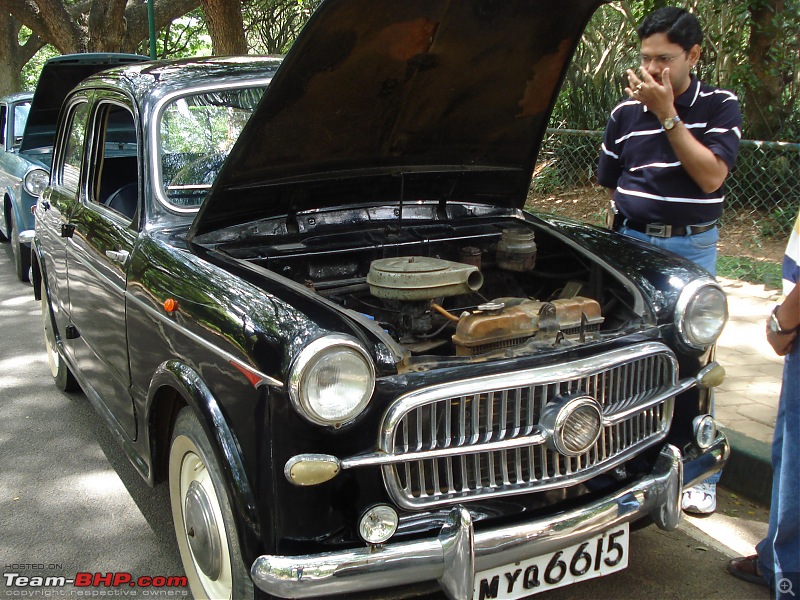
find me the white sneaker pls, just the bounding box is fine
[682,482,717,515]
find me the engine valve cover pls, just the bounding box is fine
[452,297,604,355]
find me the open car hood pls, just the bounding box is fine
[20,53,148,154]
[191,0,606,238]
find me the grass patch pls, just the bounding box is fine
[718,255,783,289]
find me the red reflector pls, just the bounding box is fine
[230,361,263,387]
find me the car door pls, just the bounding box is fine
[64,95,140,439]
[38,96,92,331]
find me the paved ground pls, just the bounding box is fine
[715,278,784,444]
[713,277,784,506]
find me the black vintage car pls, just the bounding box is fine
[34,1,729,599]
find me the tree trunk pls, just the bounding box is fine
[745,0,786,140]
[88,0,128,52]
[0,12,46,95]
[2,0,202,56]
[200,0,247,55]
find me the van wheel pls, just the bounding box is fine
[41,278,78,392]
[169,407,254,600]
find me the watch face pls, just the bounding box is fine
[769,314,779,333]
[664,118,675,130]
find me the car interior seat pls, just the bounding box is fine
[104,182,138,220]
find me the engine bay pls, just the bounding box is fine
[224,216,640,358]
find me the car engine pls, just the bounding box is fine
[227,217,638,359]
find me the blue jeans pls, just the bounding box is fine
[618,224,719,276]
[756,341,800,596]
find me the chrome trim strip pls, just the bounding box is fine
[251,441,724,599]
[125,291,283,388]
[341,429,548,468]
[603,376,694,425]
[383,428,670,510]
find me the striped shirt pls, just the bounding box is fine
[597,76,742,226]
[784,209,800,296]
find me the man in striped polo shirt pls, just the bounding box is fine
[598,6,742,276]
[597,7,742,516]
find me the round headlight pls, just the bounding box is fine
[675,280,728,349]
[289,335,375,427]
[24,168,49,197]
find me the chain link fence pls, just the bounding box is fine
[527,129,800,289]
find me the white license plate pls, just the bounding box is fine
[473,523,629,600]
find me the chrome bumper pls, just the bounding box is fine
[251,436,727,599]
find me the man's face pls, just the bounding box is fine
[639,32,700,95]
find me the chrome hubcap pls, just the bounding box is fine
[184,479,222,580]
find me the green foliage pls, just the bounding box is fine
[717,255,783,289]
[136,9,212,59]
[19,28,59,91]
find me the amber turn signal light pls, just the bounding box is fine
[163,298,179,313]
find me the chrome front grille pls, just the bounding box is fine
[380,342,677,509]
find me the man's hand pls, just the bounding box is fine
[767,326,796,356]
[625,67,677,122]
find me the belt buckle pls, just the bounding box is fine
[645,223,672,238]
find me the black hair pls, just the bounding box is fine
[637,7,703,51]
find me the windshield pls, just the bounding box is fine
[159,86,265,209]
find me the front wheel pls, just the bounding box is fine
[40,278,78,392]
[169,407,254,600]
[11,210,31,282]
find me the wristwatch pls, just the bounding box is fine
[663,115,681,131]
[768,305,795,335]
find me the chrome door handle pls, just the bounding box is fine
[105,249,130,264]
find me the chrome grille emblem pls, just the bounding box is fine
[541,394,603,457]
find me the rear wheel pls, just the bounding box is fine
[40,278,78,392]
[169,407,254,600]
[11,210,31,282]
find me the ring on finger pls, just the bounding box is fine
[636,82,644,90]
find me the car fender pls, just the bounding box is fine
[146,359,262,553]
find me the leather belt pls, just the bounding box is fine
[623,219,717,238]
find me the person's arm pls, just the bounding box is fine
[625,67,730,193]
[766,283,800,356]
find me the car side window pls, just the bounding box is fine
[88,102,139,223]
[0,106,6,146]
[13,103,30,146]
[60,102,91,196]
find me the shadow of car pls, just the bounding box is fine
[33,2,730,599]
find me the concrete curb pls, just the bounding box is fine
[719,426,773,507]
